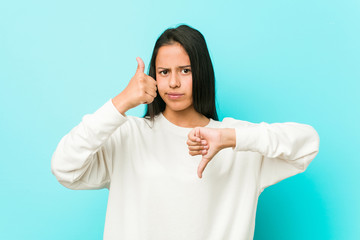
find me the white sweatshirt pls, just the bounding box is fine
[51,100,319,240]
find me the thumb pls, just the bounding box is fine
[136,57,145,73]
[197,157,210,179]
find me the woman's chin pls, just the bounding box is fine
[165,103,194,114]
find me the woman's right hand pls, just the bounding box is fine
[112,57,157,115]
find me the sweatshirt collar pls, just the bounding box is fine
[156,112,215,136]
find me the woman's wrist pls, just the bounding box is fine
[220,128,236,149]
[112,92,132,116]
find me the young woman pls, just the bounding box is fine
[51,24,320,240]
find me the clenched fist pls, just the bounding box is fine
[112,57,157,115]
[187,127,236,178]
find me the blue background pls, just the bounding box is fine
[1,0,359,239]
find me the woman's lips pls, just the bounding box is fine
[167,93,184,100]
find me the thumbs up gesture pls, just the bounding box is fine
[112,57,158,115]
[187,127,236,178]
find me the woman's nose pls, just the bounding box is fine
[169,73,181,88]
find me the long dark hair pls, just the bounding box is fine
[144,24,218,120]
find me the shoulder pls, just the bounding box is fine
[122,115,156,130]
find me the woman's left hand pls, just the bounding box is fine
[187,127,236,178]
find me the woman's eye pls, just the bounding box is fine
[160,70,168,75]
[182,69,191,74]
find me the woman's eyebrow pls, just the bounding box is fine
[157,65,191,69]
[179,65,191,68]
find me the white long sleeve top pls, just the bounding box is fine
[51,100,319,240]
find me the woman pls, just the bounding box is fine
[51,24,319,240]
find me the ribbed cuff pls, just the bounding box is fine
[233,124,262,152]
[86,99,128,130]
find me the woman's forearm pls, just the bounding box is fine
[220,128,236,149]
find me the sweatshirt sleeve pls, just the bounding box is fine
[51,99,128,190]
[222,118,320,191]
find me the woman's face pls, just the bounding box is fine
[155,42,194,114]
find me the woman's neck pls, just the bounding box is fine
[162,107,210,128]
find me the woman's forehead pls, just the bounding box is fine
[156,43,190,67]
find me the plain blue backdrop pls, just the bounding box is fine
[1,0,359,239]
